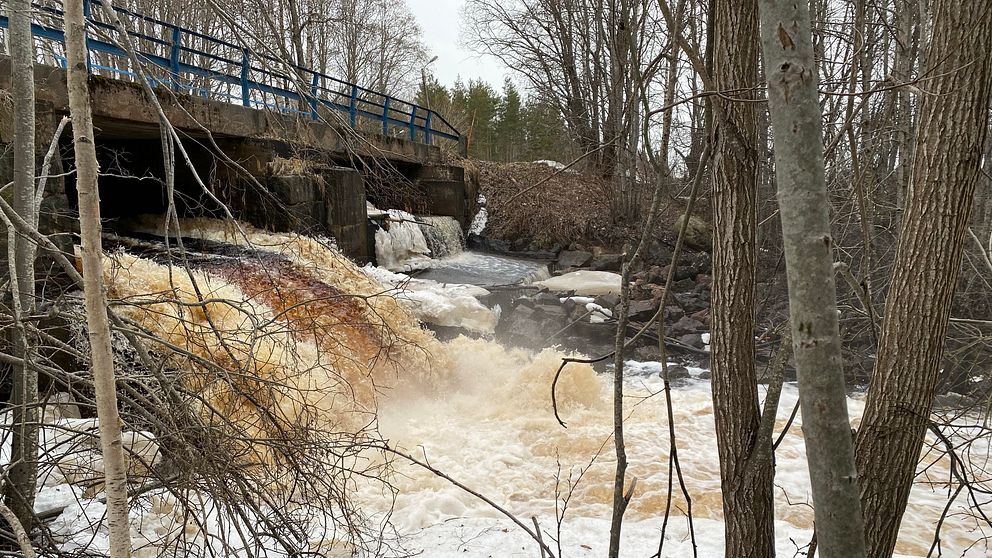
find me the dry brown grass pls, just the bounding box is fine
[478,161,684,250]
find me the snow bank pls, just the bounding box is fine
[535,270,622,295]
[364,265,500,333]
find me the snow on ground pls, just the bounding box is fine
[536,270,622,295]
[364,264,500,333]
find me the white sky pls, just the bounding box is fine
[406,0,511,88]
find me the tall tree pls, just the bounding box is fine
[65,0,133,555]
[854,2,992,557]
[756,1,866,556]
[3,0,40,532]
[495,78,523,162]
[708,0,775,556]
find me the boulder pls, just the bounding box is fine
[673,278,696,292]
[533,292,562,306]
[690,308,711,325]
[590,253,623,272]
[628,299,658,321]
[674,213,713,251]
[671,316,705,335]
[595,293,621,308]
[668,365,691,379]
[664,305,685,321]
[678,334,705,349]
[558,250,594,268]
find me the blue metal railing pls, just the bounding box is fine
[0,0,461,145]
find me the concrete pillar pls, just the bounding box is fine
[415,164,476,229]
[321,167,368,263]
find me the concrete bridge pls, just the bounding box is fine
[0,0,475,262]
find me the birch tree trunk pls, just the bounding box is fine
[756,1,866,556]
[709,0,774,555]
[854,2,992,557]
[64,1,133,555]
[4,0,40,531]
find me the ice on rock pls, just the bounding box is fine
[373,209,433,271]
[34,484,83,515]
[469,206,488,235]
[585,302,613,323]
[364,265,500,333]
[535,270,622,296]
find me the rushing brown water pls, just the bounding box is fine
[97,218,988,557]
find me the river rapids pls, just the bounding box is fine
[33,217,990,557]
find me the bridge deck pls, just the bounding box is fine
[1,56,444,165]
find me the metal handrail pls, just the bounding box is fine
[0,0,461,144]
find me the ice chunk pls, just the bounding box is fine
[535,270,622,296]
[469,206,488,235]
[374,209,432,271]
[364,265,499,333]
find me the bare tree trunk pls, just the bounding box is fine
[65,1,133,556]
[4,0,40,532]
[709,1,774,556]
[854,2,992,557]
[756,1,867,557]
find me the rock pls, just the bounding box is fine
[675,292,709,313]
[698,370,712,380]
[674,213,713,251]
[590,253,623,272]
[668,365,691,379]
[561,297,580,316]
[628,299,658,321]
[644,265,667,284]
[558,250,594,268]
[690,309,711,325]
[644,239,673,265]
[695,273,712,285]
[678,334,705,349]
[533,292,562,306]
[672,316,705,335]
[664,305,684,321]
[497,305,545,345]
[673,278,696,292]
[595,293,621,308]
[634,345,663,361]
[674,266,697,281]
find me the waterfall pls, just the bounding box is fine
[418,215,465,258]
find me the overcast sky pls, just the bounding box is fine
[406,0,511,88]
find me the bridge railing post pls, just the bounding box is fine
[309,73,319,119]
[240,49,250,107]
[408,105,417,142]
[424,111,432,145]
[348,84,358,128]
[382,97,391,136]
[169,26,181,92]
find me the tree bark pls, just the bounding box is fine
[709,1,774,556]
[64,1,133,556]
[756,1,867,557]
[854,2,992,557]
[4,0,40,532]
